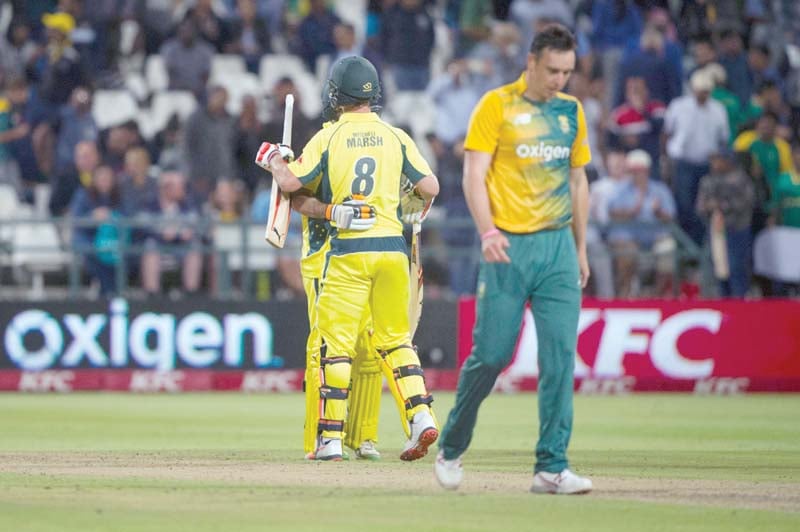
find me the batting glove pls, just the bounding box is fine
[400,189,433,224]
[255,141,294,171]
[327,197,377,231]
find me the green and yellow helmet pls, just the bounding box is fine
[325,55,381,111]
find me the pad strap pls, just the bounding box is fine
[405,393,433,410]
[321,356,351,366]
[394,365,425,379]
[379,344,416,358]
[319,385,349,400]
[318,419,344,432]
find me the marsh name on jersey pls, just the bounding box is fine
[346,131,384,148]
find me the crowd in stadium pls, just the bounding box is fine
[0,0,798,300]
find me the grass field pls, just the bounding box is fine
[1,392,799,531]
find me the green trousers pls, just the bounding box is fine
[440,226,581,473]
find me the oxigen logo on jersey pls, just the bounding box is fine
[515,142,571,161]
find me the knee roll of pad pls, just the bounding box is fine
[318,356,352,438]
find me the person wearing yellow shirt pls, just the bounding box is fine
[434,24,592,495]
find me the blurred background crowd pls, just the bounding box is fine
[0,0,798,301]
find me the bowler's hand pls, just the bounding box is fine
[578,247,590,288]
[481,232,510,263]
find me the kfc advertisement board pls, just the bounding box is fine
[458,298,800,393]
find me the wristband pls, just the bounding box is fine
[480,228,501,241]
[325,204,334,220]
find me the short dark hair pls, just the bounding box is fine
[529,23,576,56]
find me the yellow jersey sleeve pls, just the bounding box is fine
[570,101,592,168]
[394,127,433,184]
[733,130,756,152]
[288,129,328,189]
[777,138,795,174]
[464,91,503,154]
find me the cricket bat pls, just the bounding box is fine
[264,94,294,248]
[408,222,423,339]
[710,225,730,280]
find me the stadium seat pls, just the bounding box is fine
[258,54,322,117]
[0,184,20,254]
[385,91,435,139]
[146,91,198,135]
[213,223,277,273]
[10,216,71,299]
[145,54,169,93]
[212,71,262,116]
[210,54,248,84]
[92,90,139,130]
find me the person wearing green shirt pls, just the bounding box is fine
[771,145,800,228]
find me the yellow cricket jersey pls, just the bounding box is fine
[298,121,334,279]
[464,74,591,233]
[289,112,432,255]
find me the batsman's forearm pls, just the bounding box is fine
[270,159,302,193]
[291,193,328,219]
[570,166,589,251]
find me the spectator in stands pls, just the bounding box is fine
[608,149,677,298]
[31,12,86,112]
[182,84,236,203]
[151,113,184,171]
[50,139,100,216]
[159,17,214,100]
[688,35,718,77]
[744,80,793,139]
[330,22,383,79]
[509,0,574,67]
[615,25,681,107]
[607,76,665,178]
[747,43,782,96]
[427,57,489,204]
[207,178,247,222]
[186,0,230,52]
[718,29,751,107]
[702,63,744,144]
[54,86,98,170]
[225,0,271,73]
[664,69,729,245]
[467,21,524,88]
[695,148,755,297]
[119,146,158,216]
[733,111,795,232]
[678,0,715,46]
[590,0,643,108]
[454,0,492,57]
[0,77,28,196]
[102,121,144,177]
[261,78,317,155]
[2,75,52,197]
[587,149,630,298]
[294,0,340,71]
[569,68,607,179]
[380,0,435,91]
[771,144,800,229]
[70,164,124,296]
[140,170,204,296]
[0,18,38,78]
[234,94,264,194]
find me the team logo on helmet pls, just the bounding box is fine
[362,82,373,91]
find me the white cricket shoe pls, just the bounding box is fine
[400,410,438,461]
[305,438,343,461]
[355,440,381,461]
[531,469,592,494]
[434,450,463,490]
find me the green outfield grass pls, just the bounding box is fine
[1,393,798,531]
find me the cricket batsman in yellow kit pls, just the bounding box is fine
[257,56,440,462]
